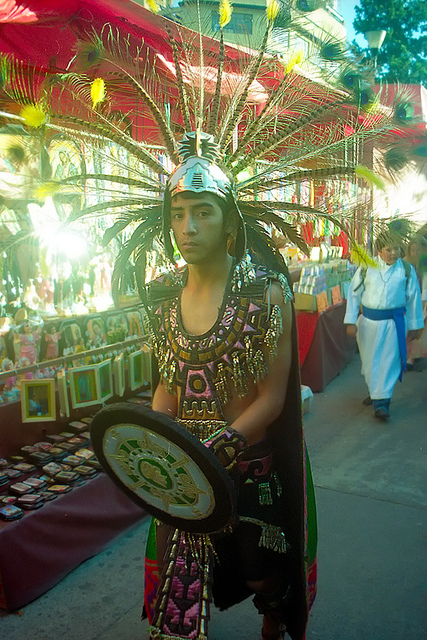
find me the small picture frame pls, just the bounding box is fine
[21,379,56,423]
[113,353,125,397]
[98,359,113,402]
[69,364,100,409]
[57,369,70,418]
[128,346,151,391]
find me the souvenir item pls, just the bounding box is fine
[47,447,66,460]
[16,494,44,510]
[3,468,21,479]
[61,455,83,467]
[28,451,54,466]
[0,495,17,505]
[0,473,8,486]
[47,484,72,494]
[54,471,80,484]
[68,421,87,433]
[12,462,36,473]
[33,442,53,452]
[46,434,66,444]
[20,445,38,456]
[0,505,24,521]
[85,459,102,470]
[74,448,94,461]
[75,465,97,478]
[42,462,64,477]
[23,477,47,490]
[39,490,58,501]
[56,442,76,452]
[10,482,34,496]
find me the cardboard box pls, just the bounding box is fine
[294,292,317,312]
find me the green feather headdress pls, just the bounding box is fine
[0,1,421,302]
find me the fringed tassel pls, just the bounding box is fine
[258,482,273,506]
[265,305,283,360]
[259,524,288,554]
[273,471,283,497]
[277,273,293,303]
[231,255,256,292]
[215,362,230,405]
[232,351,248,398]
[240,517,289,554]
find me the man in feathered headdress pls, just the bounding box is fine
[143,132,317,640]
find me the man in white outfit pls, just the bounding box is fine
[344,233,423,421]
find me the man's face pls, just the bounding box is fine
[170,192,229,264]
[379,245,401,265]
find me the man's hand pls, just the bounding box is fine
[205,427,247,472]
[346,324,357,338]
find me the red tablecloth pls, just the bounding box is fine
[296,301,355,392]
[0,474,145,611]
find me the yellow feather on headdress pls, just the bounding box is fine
[266,0,280,23]
[19,104,47,128]
[219,0,233,28]
[34,182,62,200]
[285,50,304,74]
[91,78,106,109]
[146,0,160,13]
[355,165,385,190]
[350,243,377,268]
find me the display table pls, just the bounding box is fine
[0,473,146,611]
[296,301,355,392]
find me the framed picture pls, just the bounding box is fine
[98,359,113,402]
[68,364,100,409]
[126,309,144,338]
[47,135,86,218]
[57,369,70,418]
[82,315,107,351]
[113,353,125,397]
[128,345,151,391]
[21,378,56,423]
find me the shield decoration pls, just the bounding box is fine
[90,403,236,533]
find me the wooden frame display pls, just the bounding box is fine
[21,378,56,423]
[128,347,151,391]
[68,364,100,409]
[57,369,70,417]
[113,353,125,397]
[98,359,113,402]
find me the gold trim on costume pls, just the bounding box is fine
[176,418,228,442]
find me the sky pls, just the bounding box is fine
[338,0,366,46]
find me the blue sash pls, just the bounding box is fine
[362,306,406,380]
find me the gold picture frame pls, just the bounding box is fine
[21,378,56,423]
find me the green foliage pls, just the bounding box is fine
[353,0,427,84]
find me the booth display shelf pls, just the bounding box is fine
[0,397,146,612]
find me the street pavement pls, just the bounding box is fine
[1,354,426,640]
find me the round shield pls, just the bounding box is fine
[90,403,236,534]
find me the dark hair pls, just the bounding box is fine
[375,231,403,252]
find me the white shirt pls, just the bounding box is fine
[344,257,423,331]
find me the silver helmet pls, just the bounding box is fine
[163,132,246,262]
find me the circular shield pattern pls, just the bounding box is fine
[90,403,236,533]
